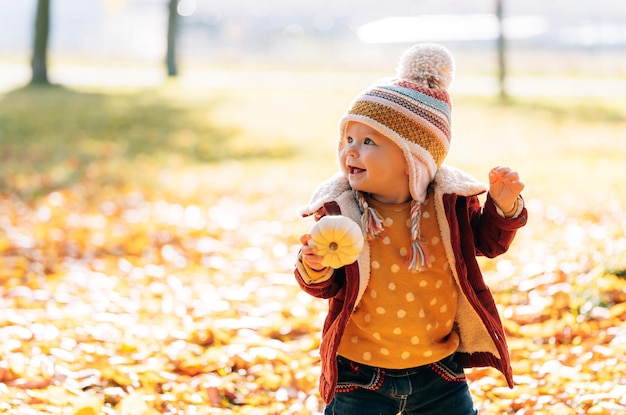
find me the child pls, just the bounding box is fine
[294,43,527,415]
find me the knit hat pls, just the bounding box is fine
[338,43,454,204]
[338,43,454,271]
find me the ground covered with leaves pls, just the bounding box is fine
[1,83,625,414]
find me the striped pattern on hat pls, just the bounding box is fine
[346,82,451,167]
[338,43,454,203]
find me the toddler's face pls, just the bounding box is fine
[340,122,410,204]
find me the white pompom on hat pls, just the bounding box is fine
[338,43,455,203]
[396,43,454,90]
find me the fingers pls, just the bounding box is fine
[299,233,311,245]
[489,166,524,190]
[489,166,525,213]
[509,179,525,194]
[300,233,325,269]
[489,166,514,183]
[300,233,316,255]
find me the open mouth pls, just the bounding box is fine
[348,166,366,175]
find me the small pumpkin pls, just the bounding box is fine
[309,215,364,269]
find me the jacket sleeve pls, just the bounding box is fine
[295,252,334,284]
[468,193,528,258]
[294,264,346,299]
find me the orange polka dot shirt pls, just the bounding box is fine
[337,192,460,369]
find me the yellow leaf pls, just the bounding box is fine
[609,302,626,319]
[72,396,104,415]
[117,393,152,415]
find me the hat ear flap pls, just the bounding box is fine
[407,154,434,204]
[337,43,454,198]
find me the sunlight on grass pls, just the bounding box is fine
[2,79,625,211]
[0,84,302,198]
[447,96,626,213]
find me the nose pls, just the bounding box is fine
[344,141,358,158]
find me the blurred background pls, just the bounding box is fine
[2,0,626,209]
[1,1,626,414]
[2,0,626,93]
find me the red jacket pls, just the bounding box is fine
[295,166,528,404]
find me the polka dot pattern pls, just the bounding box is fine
[337,192,460,369]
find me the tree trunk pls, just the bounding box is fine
[31,0,51,84]
[166,0,178,77]
[496,0,507,99]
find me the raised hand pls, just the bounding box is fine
[489,166,525,215]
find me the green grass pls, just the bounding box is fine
[444,95,626,213]
[0,84,299,198]
[1,76,625,212]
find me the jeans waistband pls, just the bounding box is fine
[337,353,455,377]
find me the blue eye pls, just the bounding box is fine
[346,136,353,144]
[364,138,375,145]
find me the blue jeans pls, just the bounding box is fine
[324,354,478,415]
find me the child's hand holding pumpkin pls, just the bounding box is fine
[301,216,364,270]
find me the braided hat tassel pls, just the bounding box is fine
[405,200,431,271]
[355,191,384,240]
[356,192,431,271]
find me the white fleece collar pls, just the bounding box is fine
[299,164,487,218]
[299,165,498,358]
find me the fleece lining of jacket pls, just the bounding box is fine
[299,164,500,358]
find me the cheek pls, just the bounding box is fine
[338,150,349,174]
[392,152,408,175]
